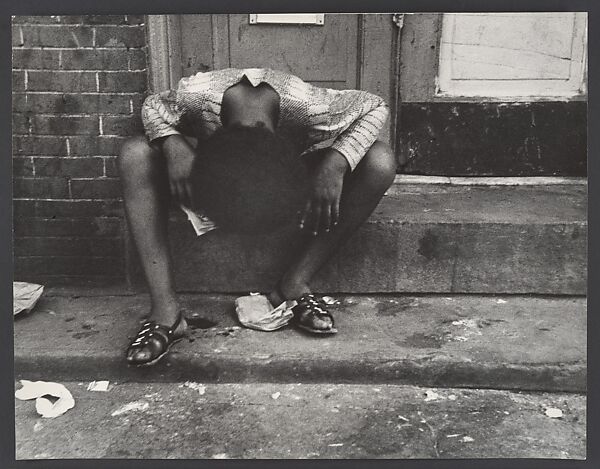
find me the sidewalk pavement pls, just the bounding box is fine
[14,292,586,392]
[15,381,586,459]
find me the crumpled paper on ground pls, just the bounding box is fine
[15,380,75,418]
[13,282,44,316]
[235,294,296,331]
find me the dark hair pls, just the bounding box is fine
[191,125,308,234]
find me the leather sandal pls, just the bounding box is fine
[125,312,186,367]
[290,294,338,335]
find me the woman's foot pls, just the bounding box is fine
[268,281,335,333]
[291,294,337,334]
[125,303,188,366]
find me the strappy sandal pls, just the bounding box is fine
[291,294,338,335]
[125,313,186,367]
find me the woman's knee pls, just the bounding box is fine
[360,141,397,189]
[118,136,159,177]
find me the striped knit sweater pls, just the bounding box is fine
[141,68,389,171]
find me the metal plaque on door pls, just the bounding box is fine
[249,14,325,25]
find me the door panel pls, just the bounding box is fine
[227,14,359,89]
[148,14,394,143]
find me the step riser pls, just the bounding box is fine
[14,357,586,393]
[130,220,586,295]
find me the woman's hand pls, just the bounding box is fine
[300,149,349,235]
[162,135,196,208]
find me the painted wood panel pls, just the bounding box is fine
[437,13,587,98]
[398,13,443,102]
[148,14,395,143]
[227,14,359,88]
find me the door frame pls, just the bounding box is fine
[145,14,397,144]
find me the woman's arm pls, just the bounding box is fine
[329,91,389,171]
[141,90,184,143]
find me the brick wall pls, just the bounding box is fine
[12,15,148,287]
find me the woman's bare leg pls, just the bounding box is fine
[270,141,396,328]
[118,136,185,360]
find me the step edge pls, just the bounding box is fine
[394,175,587,186]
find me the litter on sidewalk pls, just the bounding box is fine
[180,382,206,395]
[15,380,75,418]
[321,296,340,305]
[87,381,110,392]
[111,400,149,416]
[424,390,442,401]
[235,293,295,331]
[13,282,44,316]
[545,407,564,418]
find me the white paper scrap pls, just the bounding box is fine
[111,401,149,416]
[424,390,441,402]
[545,407,563,418]
[87,380,110,392]
[15,380,75,418]
[180,205,218,236]
[13,282,44,316]
[321,296,340,305]
[182,381,206,395]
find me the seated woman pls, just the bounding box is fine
[118,68,396,366]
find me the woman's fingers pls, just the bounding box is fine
[331,198,340,228]
[299,200,312,229]
[169,180,177,203]
[321,201,331,233]
[168,178,194,208]
[183,181,193,209]
[310,200,322,236]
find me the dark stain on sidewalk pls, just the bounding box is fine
[417,230,439,260]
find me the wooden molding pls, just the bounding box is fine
[146,15,183,92]
[359,14,395,145]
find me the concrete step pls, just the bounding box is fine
[14,292,586,392]
[15,382,586,459]
[128,183,587,295]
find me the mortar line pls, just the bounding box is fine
[14,68,148,73]
[11,46,142,51]
[17,24,143,29]
[17,91,145,96]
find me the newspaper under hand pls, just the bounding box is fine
[180,205,218,236]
